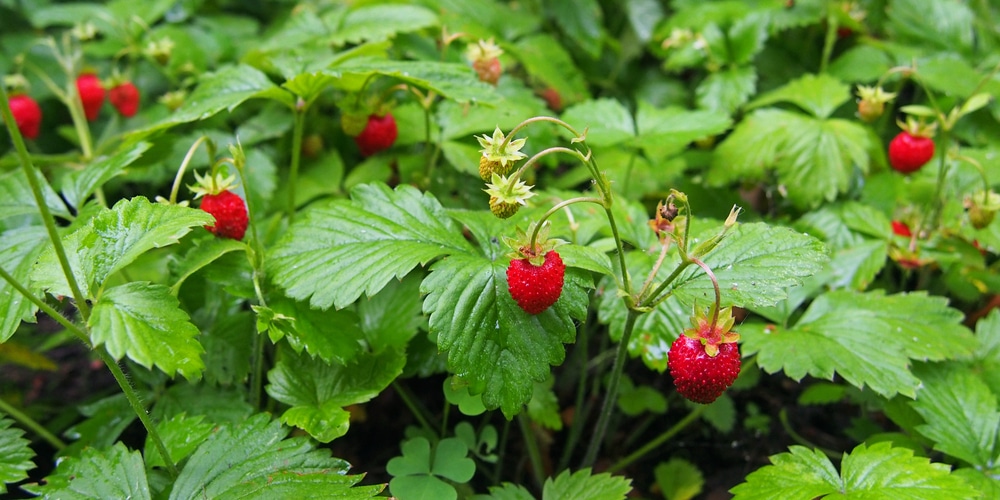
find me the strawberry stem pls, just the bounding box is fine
[582,309,640,467]
[690,257,722,331]
[528,196,603,250]
[287,105,306,223]
[168,135,208,204]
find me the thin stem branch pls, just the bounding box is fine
[168,136,208,204]
[392,381,438,440]
[581,309,640,467]
[287,108,306,222]
[518,414,545,491]
[689,257,721,330]
[0,86,90,321]
[607,405,706,473]
[0,397,67,450]
[528,197,603,250]
[0,267,88,344]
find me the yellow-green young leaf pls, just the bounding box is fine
[654,458,704,500]
[326,4,438,45]
[22,443,150,499]
[0,227,47,343]
[265,348,405,443]
[89,282,205,380]
[33,196,214,298]
[269,183,474,310]
[731,442,978,500]
[910,363,999,468]
[169,414,382,499]
[742,291,976,398]
[542,468,632,500]
[422,254,591,418]
[0,417,34,494]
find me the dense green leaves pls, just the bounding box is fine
[327,4,439,45]
[169,414,380,499]
[266,348,405,442]
[422,253,590,418]
[0,227,47,342]
[89,282,205,379]
[33,196,214,298]
[0,417,34,494]
[742,291,976,398]
[269,183,473,310]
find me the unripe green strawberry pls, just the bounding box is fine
[479,156,514,181]
[489,196,520,219]
[76,73,105,121]
[507,250,565,314]
[668,335,741,404]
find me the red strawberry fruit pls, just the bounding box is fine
[473,57,502,85]
[354,113,397,157]
[108,81,140,118]
[668,306,741,404]
[507,250,565,314]
[76,73,105,121]
[190,172,248,241]
[891,220,912,238]
[8,94,42,139]
[888,118,936,174]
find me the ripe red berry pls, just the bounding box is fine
[354,113,398,157]
[507,250,565,315]
[76,73,105,121]
[668,335,741,404]
[888,131,934,174]
[109,81,140,118]
[891,220,912,238]
[8,94,42,139]
[200,190,248,240]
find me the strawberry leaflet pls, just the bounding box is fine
[269,183,474,310]
[422,254,591,418]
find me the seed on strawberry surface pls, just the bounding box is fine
[668,335,741,404]
[507,250,565,315]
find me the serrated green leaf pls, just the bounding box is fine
[828,45,893,83]
[23,443,149,499]
[61,394,136,457]
[634,103,732,160]
[671,222,829,309]
[269,183,473,310]
[282,72,340,103]
[510,34,590,105]
[61,142,151,210]
[728,13,768,65]
[710,110,870,209]
[169,414,373,499]
[542,468,632,500]
[742,290,975,398]
[422,254,590,418]
[133,64,288,136]
[748,73,850,119]
[169,237,247,294]
[974,309,1000,396]
[153,383,253,424]
[560,98,634,147]
[910,363,999,468]
[0,168,72,222]
[654,458,703,500]
[327,4,438,45]
[201,310,254,386]
[330,59,498,105]
[89,282,205,379]
[528,375,563,430]
[887,0,974,54]
[555,243,615,277]
[265,348,404,443]
[0,227,47,343]
[696,66,756,114]
[0,417,34,494]
[33,197,214,297]
[144,413,215,469]
[358,272,423,352]
[481,482,536,500]
[267,295,367,364]
[731,442,977,500]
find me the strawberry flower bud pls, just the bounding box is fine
[856,85,896,123]
[484,173,535,219]
[477,126,527,180]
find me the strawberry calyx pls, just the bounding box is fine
[682,305,739,357]
[477,126,527,178]
[503,222,561,266]
[465,38,503,64]
[484,172,535,219]
[189,170,237,199]
[896,116,937,140]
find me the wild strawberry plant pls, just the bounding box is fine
[1,1,1000,499]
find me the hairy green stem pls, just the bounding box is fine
[0,267,87,343]
[607,405,706,473]
[0,397,68,450]
[0,86,90,321]
[780,408,840,459]
[581,309,640,467]
[518,414,545,490]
